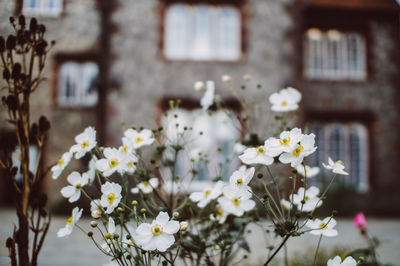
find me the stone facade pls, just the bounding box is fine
[0,0,399,210]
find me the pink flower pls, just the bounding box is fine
[353,212,367,228]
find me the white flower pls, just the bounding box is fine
[60,172,89,203]
[229,165,255,190]
[280,199,293,211]
[279,133,317,167]
[189,181,224,208]
[194,81,205,91]
[90,199,102,219]
[122,152,138,174]
[306,217,338,237]
[327,256,357,266]
[107,217,116,235]
[266,128,303,154]
[96,148,127,177]
[85,156,97,183]
[234,142,247,154]
[296,165,320,178]
[269,87,302,112]
[57,207,83,237]
[218,186,256,217]
[100,182,122,214]
[70,127,97,159]
[131,178,159,194]
[200,81,215,110]
[239,143,281,166]
[51,152,72,180]
[123,128,155,150]
[222,75,231,83]
[243,74,252,81]
[210,205,229,224]
[134,212,179,252]
[322,157,349,175]
[291,186,322,212]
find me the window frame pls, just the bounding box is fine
[303,28,367,81]
[53,53,99,109]
[304,111,375,192]
[159,0,247,63]
[157,96,243,191]
[18,0,65,17]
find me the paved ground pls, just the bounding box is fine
[1,209,399,265]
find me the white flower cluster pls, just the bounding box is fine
[189,165,256,224]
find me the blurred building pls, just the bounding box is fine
[0,0,399,214]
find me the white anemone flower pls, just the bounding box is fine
[210,205,229,224]
[100,182,122,214]
[60,172,89,203]
[239,143,281,166]
[306,217,338,237]
[194,81,205,91]
[327,256,357,266]
[57,207,83,237]
[134,212,180,252]
[189,181,224,208]
[269,87,302,112]
[280,199,293,211]
[222,75,232,83]
[131,178,159,194]
[96,148,127,177]
[85,156,97,183]
[322,157,349,175]
[291,186,322,212]
[266,128,303,154]
[70,127,97,159]
[279,133,317,167]
[229,165,255,190]
[51,151,72,179]
[90,199,102,219]
[218,186,256,217]
[123,128,155,150]
[122,152,138,174]
[200,81,215,110]
[296,165,320,178]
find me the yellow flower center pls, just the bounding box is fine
[232,197,241,206]
[319,222,327,229]
[216,206,223,216]
[123,144,128,152]
[128,161,135,167]
[57,158,65,166]
[257,146,265,153]
[134,136,143,143]
[292,145,304,156]
[66,216,73,225]
[205,189,212,196]
[107,192,116,204]
[151,224,163,236]
[279,137,290,145]
[281,100,288,106]
[143,181,150,186]
[304,195,309,201]
[236,178,243,185]
[81,141,89,149]
[75,184,82,189]
[108,158,119,168]
[336,160,344,165]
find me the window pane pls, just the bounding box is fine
[164,4,189,59]
[218,6,241,60]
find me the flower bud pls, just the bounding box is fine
[113,233,119,239]
[87,231,93,237]
[6,35,16,50]
[105,233,111,239]
[18,15,26,27]
[117,207,124,213]
[173,212,179,219]
[131,200,138,206]
[140,208,146,214]
[90,221,98,228]
[179,221,188,231]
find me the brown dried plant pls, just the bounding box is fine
[0,15,54,266]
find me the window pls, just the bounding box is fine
[164,4,242,61]
[161,108,241,191]
[23,0,63,17]
[304,28,366,80]
[309,122,369,192]
[57,61,99,107]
